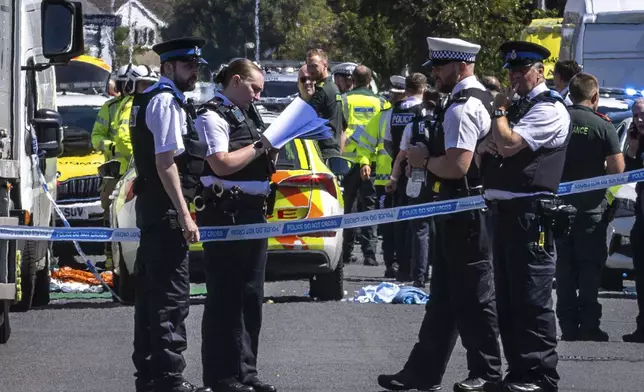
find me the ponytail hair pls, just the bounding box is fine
[213,58,262,88]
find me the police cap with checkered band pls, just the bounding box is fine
[153,37,208,65]
[423,37,481,67]
[500,40,550,69]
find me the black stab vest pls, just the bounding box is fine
[197,97,271,182]
[481,91,571,194]
[390,99,425,159]
[129,85,207,223]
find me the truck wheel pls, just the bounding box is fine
[601,268,624,292]
[113,243,135,305]
[32,248,51,307]
[310,257,344,301]
[0,300,10,344]
[11,241,38,312]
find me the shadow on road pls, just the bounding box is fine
[28,301,127,310]
[345,276,394,285]
[598,292,638,300]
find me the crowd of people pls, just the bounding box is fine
[90,33,644,392]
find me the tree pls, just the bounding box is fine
[113,27,146,68]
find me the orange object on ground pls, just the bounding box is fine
[52,266,114,287]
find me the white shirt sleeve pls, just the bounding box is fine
[443,99,490,152]
[145,92,186,155]
[194,110,230,156]
[400,123,413,151]
[512,102,570,151]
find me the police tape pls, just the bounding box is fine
[3,168,644,244]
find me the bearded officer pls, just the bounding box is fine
[378,37,502,392]
[128,37,212,392]
[478,41,571,392]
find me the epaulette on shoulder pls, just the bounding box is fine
[594,111,612,122]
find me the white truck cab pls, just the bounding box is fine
[0,0,85,343]
[560,0,644,89]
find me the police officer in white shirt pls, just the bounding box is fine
[477,41,572,392]
[193,59,277,392]
[379,37,502,392]
[128,37,211,392]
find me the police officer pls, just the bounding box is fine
[379,37,502,392]
[623,98,644,343]
[556,72,625,342]
[478,41,571,392]
[384,75,426,281]
[128,37,211,392]
[306,48,344,159]
[340,65,389,266]
[331,62,357,94]
[194,58,277,392]
[553,60,582,106]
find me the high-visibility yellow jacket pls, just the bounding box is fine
[341,87,390,164]
[91,95,132,175]
[357,109,393,186]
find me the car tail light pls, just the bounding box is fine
[279,173,337,199]
[124,179,136,203]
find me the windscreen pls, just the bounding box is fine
[262,80,298,98]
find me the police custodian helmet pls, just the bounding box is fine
[499,41,551,69]
[153,36,208,65]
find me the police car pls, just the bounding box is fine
[257,61,302,112]
[109,111,346,302]
[53,92,110,260]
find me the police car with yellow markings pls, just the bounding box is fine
[110,108,346,302]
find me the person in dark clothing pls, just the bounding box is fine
[306,48,344,159]
[556,72,625,342]
[623,98,644,343]
[129,37,212,392]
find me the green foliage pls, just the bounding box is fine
[164,0,558,86]
[113,27,146,68]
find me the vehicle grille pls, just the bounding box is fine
[57,175,102,202]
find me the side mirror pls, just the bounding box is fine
[41,1,84,64]
[32,109,64,158]
[325,156,353,177]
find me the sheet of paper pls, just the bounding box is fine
[261,97,319,148]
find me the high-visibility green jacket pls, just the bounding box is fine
[341,87,390,164]
[91,95,132,175]
[357,109,393,186]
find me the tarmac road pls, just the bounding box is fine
[0,261,642,392]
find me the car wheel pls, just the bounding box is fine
[310,257,344,301]
[601,268,624,292]
[0,300,10,344]
[113,243,135,305]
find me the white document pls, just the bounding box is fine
[261,97,319,148]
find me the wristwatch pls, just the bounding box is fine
[492,109,508,119]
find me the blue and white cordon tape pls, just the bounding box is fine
[3,168,644,246]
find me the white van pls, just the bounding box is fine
[560,0,644,89]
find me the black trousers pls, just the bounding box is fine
[376,185,395,268]
[132,219,190,391]
[394,175,411,275]
[631,198,644,330]
[408,184,434,283]
[403,210,502,384]
[490,201,559,389]
[197,207,268,386]
[555,208,608,333]
[342,164,377,260]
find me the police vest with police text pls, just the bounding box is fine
[198,98,272,182]
[413,88,494,194]
[390,100,425,159]
[481,90,571,194]
[129,85,207,221]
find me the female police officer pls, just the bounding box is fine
[194,59,278,392]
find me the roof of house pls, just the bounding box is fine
[91,0,176,22]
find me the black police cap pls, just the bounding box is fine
[153,37,208,64]
[500,40,551,69]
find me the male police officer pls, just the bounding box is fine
[379,37,502,392]
[331,62,357,94]
[128,37,211,392]
[478,41,571,392]
[384,74,426,280]
[556,72,624,342]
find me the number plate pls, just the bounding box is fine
[61,206,89,220]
